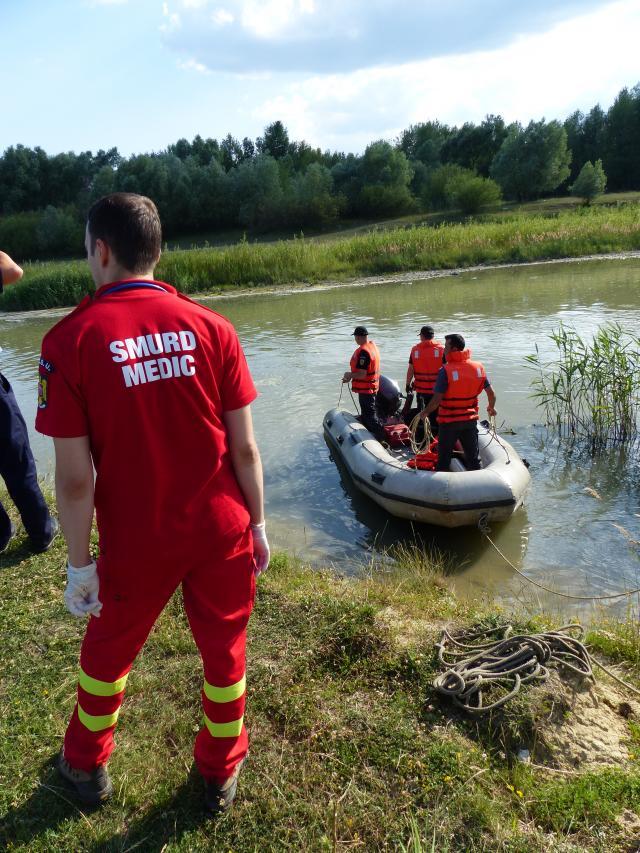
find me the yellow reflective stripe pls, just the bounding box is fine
[203,675,246,703]
[204,714,243,738]
[78,668,128,697]
[78,703,120,732]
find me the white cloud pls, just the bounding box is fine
[160,1,181,32]
[251,0,640,151]
[212,8,234,25]
[162,0,611,74]
[178,58,211,73]
[239,0,316,39]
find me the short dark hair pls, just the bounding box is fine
[445,333,465,351]
[87,193,162,273]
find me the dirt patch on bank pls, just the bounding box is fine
[532,669,639,771]
[380,611,640,774]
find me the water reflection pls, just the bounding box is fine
[2,258,640,605]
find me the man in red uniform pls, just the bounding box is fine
[405,324,444,435]
[420,333,496,472]
[342,325,383,440]
[35,193,269,812]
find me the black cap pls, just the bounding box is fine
[352,326,368,336]
[418,325,434,338]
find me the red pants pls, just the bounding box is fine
[63,529,255,782]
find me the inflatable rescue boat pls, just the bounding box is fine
[323,407,531,528]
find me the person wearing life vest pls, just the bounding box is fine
[342,326,384,440]
[420,333,496,472]
[405,324,444,436]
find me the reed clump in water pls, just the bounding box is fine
[526,322,640,450]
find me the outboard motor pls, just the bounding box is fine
[376,375,402,420]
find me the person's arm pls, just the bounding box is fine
[405,363,415,392]
[0,251,24,287]
[343,368,367,382]
[53,436,94,567]
[485,384,497,417]
[421,391,443,417]
[420,367,447,418]
[343,349,369,383]
[223,404,269,573]
[223,405,264,523]
[54,436,102,617]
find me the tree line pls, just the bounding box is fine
[1,83,639,259]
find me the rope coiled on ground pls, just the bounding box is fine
[433,624,595,714]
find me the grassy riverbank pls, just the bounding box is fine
[2,203,640,312]
[1,507,640,851]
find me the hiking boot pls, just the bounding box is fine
[204,757,246,814]
[0,522,16,555]
[57,751,113,806]
[30,517,60,554]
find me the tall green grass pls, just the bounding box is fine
[526,323,640,450]
[2,204,640,311]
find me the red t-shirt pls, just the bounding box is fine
[36,279,257,559]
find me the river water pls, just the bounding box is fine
[2,258,640,613]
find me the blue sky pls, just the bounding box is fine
[3,0,639,157]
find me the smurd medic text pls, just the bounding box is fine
[109,330,197,388]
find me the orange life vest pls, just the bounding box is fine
[350,341,380,394]
[409,339,444,394]
[437,349,486,424]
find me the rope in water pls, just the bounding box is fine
[433,623,640,713]
[478,517,640,603]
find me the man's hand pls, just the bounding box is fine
[342,372,352,383]
[64,560,102,618]
[0,251,24,286]
[250,522,270,576]
[419,409,429,420]
[405,383,413,394]
[487,405,497,417]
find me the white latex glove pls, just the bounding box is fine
[64,560,102,618]
[250,522,270,576]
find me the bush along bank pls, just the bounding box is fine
[2,203,640,312]
[1,510,640,853]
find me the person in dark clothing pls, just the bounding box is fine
[406,324,444,436]
[0,251,58,553]
[342,326,384,440]
[420,333,496,473]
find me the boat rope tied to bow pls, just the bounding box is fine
[433,622,640,714]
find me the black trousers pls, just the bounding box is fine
[0,372,53,547]
[417,393,439,437]
[358,393,384,440]
[436,421,481,472]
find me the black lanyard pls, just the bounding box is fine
[98,281,169,298]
